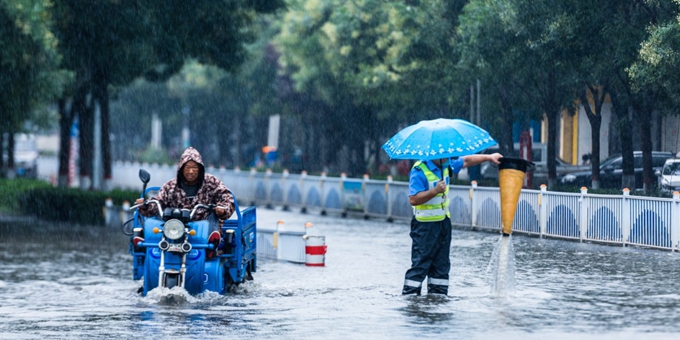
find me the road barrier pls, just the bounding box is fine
[106,161,680,252]
[303,235,327,266]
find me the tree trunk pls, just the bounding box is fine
[638,107,654,194]
[580,85,604,190]
[546,109,559,188]
[609,88,636,190]
[0,128,5,177]
[618,109,635,191]
[499,86,516,157]
[57,97,72,187]
[7,127,15,174]
[98,81,112,190]
[79,89,94,190]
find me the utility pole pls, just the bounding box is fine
[476,79,481,125]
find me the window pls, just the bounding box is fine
[609,158,623,169]
[663,162,680,175]
[532,148,544,163]
[633,156,643,168]
[653,156,669,167]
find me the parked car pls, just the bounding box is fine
[558,151,674,189]
[1,133,39,178]
[479,143,589,187]
[656,158,680,195]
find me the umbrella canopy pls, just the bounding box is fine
[382,118,497,160]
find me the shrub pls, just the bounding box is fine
[0,178,52,214]
[16,185,139,226]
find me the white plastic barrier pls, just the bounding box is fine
[255,221,307,263]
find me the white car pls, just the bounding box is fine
[2,133,39,178]
[657,158,680,195]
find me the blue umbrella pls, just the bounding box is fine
[382,118,497,160]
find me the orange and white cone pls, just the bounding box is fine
[498,157,534,236]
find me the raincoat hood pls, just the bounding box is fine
[137,146,235,221]
[177,147,205,185]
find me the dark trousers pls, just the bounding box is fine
[402,216,452,295]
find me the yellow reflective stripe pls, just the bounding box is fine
[422,196,445,206]
[415,209,447,217]
[412,161,451,222]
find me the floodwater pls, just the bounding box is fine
[1,207,680,340]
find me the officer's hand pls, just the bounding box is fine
[435,180,447,194]
[489,153,503,165]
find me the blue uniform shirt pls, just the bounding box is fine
[409,158,464,196]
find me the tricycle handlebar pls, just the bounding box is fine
[129,199,163,217]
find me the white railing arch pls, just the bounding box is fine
[110,161,680,252]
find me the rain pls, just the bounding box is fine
[3,1,680,339]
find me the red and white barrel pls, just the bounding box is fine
[304,235,327,267]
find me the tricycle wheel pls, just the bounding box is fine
[225,271,235,293]
[246,263,254,281]
[165,274,179,289]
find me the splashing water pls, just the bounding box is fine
[144,286,196,305]
[486,234,516,296]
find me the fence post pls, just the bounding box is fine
[120,200,131,229]
[249,167,257,206]
[300,170,308,214]
[340,172,347,217]
[386,175,393,222]
[579,187,588,242]
[470,180,477,228]
[622,188,631,247]
[362,174,370,219]
[282,169,289,211]
[104,197,113,227]
[672,191,680,251]
[320,172,327,216]
[539,184,547,238]
[265,168,273,209]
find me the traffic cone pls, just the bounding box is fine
[498,157,534,236]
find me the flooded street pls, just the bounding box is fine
[2,207,680,339]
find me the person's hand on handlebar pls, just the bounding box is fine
[135,198,144,205]
[215,207,226,217]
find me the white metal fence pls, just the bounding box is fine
[111,161,680,252]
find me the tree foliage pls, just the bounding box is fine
[0,0,65,174]
[7,0,680,190]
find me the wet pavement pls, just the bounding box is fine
[1,208,680,339]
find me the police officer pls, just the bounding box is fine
[402,152,503,295]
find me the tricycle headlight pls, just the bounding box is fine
[163,219,185,240]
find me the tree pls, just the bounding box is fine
[276,0,462,176]
[488,0,582,188]
[457,0,542,159]
[0,0,64,177]
[51,0,284,188]
[621,0,679,194]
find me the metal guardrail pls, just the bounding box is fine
[107,161,680,251]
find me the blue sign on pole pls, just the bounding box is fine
[70,117,79,138]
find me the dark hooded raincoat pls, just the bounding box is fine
[139,147,235,221]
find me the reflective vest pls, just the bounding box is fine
[412,161,450,222]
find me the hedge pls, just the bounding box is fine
[0,179,139,225]
[0,178,53,214]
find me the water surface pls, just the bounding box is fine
[1,209,679,339]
